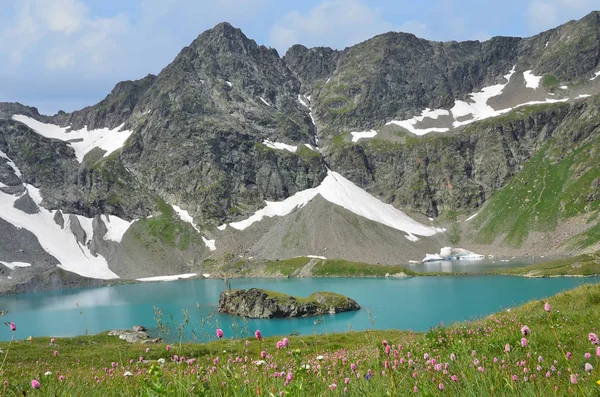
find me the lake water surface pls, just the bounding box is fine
[0,276,596,342]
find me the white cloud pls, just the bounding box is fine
[37,0,86,34]
[269,0,398,53]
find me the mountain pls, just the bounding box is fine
[1,13,599,293]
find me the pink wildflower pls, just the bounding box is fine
[413,386,418,393]
[145,347,150,353]
[255,330,262,340]
[450,353,456,361]
[9,323,15,332]
[50,338,55,344]
[282,337,289,347]
[521,325,530,336]
[53,350,58,356]
[59,375,65,381]
[585,352,591,359]
[438,383,444,391]
[276,340,283,350]
[544,302,551,312]
[566,352,572,360]
[505,343,511,352]
[597,346,600,357]
[344,377,350,384]
[589,333,598,345]
[216,329,224,339]
[451,375,458,382]
[31,379,40,389]
[350,363,356,371]
[329,383,337,391]
[261,351,266,359]
[585,363,593,372]
[521,338,527,348]
[166,345,171,352]
[570,374,578,384]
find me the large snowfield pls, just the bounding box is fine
[225,170,443,241]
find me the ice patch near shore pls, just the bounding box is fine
[422,247,484,263]
[137,273,197,282]
[226,170,443,240]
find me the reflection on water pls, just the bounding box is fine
[408,256,557,273]
[0,275,595,342]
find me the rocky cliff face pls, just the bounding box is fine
[218,288,360,318]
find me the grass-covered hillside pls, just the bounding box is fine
[470,98,600,250]
[490,251,600,277]
[2,283,600,395]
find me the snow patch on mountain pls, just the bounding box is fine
[0,150,22,177]
[262,140,297,153]
[523,70,542,89]
[350,130,377,142]
[0,184,119,279]
[226,170,443,240]
[590,71,600,81]
[298,95,309,107]
[386,108,451,136]
[0,261,31,270]
[12,115,133,163]
[101,215,134,243]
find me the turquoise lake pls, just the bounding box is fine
[0,276,597,342]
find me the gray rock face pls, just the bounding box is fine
[68,215,87,246]
[50,74,157,130]
[13,192,39,214]
[53,210,65,228]
[218,288,360,318]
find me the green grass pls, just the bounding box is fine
[542,74,559,89]
[264,257,312,276]
[131,199,197,250]
[474,140,599,247]
[311,259,416,277]
[3,284,600,395]
[489,252,600,277]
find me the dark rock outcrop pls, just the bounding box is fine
[218,288,360,318]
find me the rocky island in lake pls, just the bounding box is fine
[218,288,360,318]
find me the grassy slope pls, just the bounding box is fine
[2,283,600,395]
[489,251,600,277]
[472,114,600,248]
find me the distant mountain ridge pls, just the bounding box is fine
[0,12,599,293]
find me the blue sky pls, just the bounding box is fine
[1,0,598,115]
